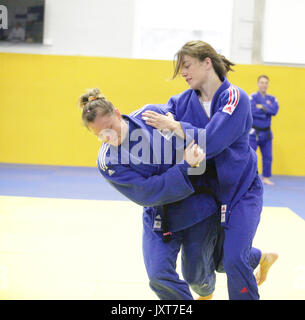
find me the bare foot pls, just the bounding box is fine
[262,177,274,185]
[255,253,279,286]
[197,293,213,300]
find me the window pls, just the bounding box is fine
[262,0,305,65]
[133,0,233,60]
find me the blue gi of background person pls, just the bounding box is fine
[249,75,279,185]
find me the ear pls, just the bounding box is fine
[204,57,212,69]
[114,108,121,119]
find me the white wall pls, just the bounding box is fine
[230,0,255,64]
[262,0,305,65]
[1,0,304,65]
[0,0,136,57]
[1,0,234,60]
[133,0,233,60]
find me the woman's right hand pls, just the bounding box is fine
[184,140,206,167]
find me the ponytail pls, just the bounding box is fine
[173,40,235,80]
[218,54,235,74]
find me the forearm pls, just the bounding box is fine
[169,120,186,139]
[263,103,279,115]
[104,162,194,207]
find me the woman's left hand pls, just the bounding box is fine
[142,111,177,131]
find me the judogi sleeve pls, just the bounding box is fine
[164,96,177,116]
[261,97,279,116]
[250,94,266,119]
[175,87,251,159]
[97,159,194,207]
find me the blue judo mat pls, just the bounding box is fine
[0,162,304,220]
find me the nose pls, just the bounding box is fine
[181,70,187,78]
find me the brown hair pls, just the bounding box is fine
[173,40,235,80]
[257,75,269,82]
[78,88,115,127]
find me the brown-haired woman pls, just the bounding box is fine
[142,40,278,300]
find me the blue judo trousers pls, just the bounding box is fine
[143,210,221,299]
[143,208,262,300]
[249,130,273,178]
[249,91,279,178]
[222,175,263,299]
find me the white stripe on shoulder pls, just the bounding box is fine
[232,86,240,107]
[228,85,240,107]
[99,143,110,171]
[129,104,151,117]
[222,86,239,115]
[98,144,107,171]
[129,106,144,117]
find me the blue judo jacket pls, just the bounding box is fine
[249,91,279,129]
[96,105,218,232]
[164,78,258,212]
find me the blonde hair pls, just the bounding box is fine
[173,40,235,80]
[78,88,115,127]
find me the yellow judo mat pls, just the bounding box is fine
[0,195,305,300]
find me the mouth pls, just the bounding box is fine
[186,78,192,84]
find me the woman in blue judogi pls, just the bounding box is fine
[78,88,224,300]
[142,41,278,300]
[249,75,279,185]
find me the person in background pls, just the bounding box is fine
[249,75,279,185]
[8,22,25,42]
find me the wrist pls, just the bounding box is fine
[169,120,180,132]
